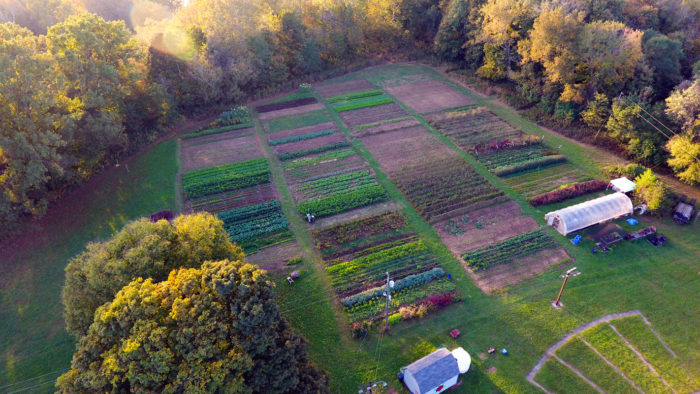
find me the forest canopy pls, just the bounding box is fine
[1,0,699,235]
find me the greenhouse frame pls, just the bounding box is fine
[544,192,634,235]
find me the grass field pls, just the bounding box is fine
[0,140,178,392]
[1,64,699,394]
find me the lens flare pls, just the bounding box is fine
[130,0,195,60]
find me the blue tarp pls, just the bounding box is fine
[626,218,638,226]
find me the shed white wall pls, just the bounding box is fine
[404,371,420,394]
[425,376,458,394]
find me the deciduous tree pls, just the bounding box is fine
[62,212,243,338]
[57,260,329,393]
[666,134,700,185]
[634,168,667,210]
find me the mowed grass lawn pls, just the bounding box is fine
[0,140,177,392]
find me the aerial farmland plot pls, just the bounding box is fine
[384,80,474,114]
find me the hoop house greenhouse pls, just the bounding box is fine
[544,192,633,235]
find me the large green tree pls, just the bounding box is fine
[62,212,243,338]
[666,134,700,185]
[0,23,70,234]
[477,0,534,79]
[665,79,700,135]
[57,260,329,393]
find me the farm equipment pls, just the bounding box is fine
[625,226,656,241]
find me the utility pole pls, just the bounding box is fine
[358,380,387,393]
[383,272,394,331]
[552,267,581,308]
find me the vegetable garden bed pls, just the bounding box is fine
[182,158,269,199]
[502,163,593,199]
[427,106,523,148]
[309,211,460,331]
[217,201,292,252]
[462,229,557,271]
[256,97,317,113]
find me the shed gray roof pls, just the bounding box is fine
[406,348,459,393]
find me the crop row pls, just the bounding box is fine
[476,144,552,170]
[393,160,503,220]
[327,90,384,103]
[217,201,288,240]
[297,184,388,218]
[341,267,446,307]
[268,129,333,146]
[214,106,251,127]
[429,108,523,147]
[529,180,608,206]
[345,279,456,322]
[328,240,427,278]
[278,141,351,161]
[255,96,317,113]
[493,155,567,177]
[312,211,407,251]
[462,229,556,271]
[182,123,251,139]
[294,170,377,200]
[183,158,269,199]
[283,148,356,170]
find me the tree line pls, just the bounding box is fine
[1,0,699,235]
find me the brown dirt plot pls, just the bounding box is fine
[246,241,302,273]
[315,79,375,98]
[386,81,474,114]
[257,103,325,120]
[339,103,410,128]
[352,118,420,138]
[465,247,571,294]
[185,184,278,214]
[434,201,539,255]
[181,131,262,172]
[360,125,458,175]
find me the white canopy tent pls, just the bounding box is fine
[545,192,633,235]
[610,177,636,193]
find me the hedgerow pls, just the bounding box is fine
[529,180,608,206]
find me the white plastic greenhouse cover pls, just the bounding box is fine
[544,192,633,235]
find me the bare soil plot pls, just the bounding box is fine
[426,107,523,149]
[257,103,325,120]
[376,72,436,88]
[386,80,474,114]
[185,184,278,214]
[246,241,302,273]
[434,201,539,255]
[360,125,456,174]
[339,103,410,128]
[181,132,262,172]
[465,247,571,294]
[360,125,505,222]
[272,132,347,155]
[267,122,335,141]
[352,118,420,138]
[315,79,375,97]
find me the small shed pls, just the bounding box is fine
[609,177,636,193]
[673,201,695,224]
[402,347,471,394]
[545,193,633,235]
